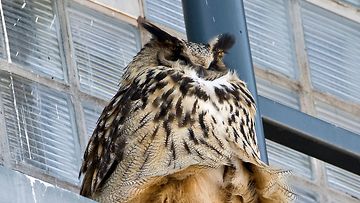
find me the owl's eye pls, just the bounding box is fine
[208,60,227,72]
[208,61,218,71]
[177,54,191,65]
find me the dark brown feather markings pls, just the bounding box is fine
[80,78,146,195]
[79,18,293,203]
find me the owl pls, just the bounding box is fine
[79,18,293,203]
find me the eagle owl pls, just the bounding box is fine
[79,18,293,203]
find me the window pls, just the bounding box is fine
[244,0,298,78]
[0,72,79,183]
[82,102,102,137]
[342,0,360,7]
[68,2,141,100]
[144,0,186,33]
[2,0,67,81]
[0,0,140,189]
[301,1,360,104]
[0,0,359,202]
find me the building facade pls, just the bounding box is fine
[0,0,359,202]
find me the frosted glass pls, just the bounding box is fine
[0,72,79,183]
[315,100,360,135]
[82,103,102,138]
[326,163,360,199]
[145,0,186,33]
[244,0,298,78]
[302,2,360,104]
[266,139,313,180]
[2,0,66,80]
[68,4,140,100]
[256,78,300,110]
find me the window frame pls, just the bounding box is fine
[0,0,142,192]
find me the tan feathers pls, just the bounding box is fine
[79,19,293,203]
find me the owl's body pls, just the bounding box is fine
[79,19,292,203]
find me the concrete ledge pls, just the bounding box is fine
[0,165,96,203]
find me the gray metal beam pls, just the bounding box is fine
[259,96,360,175]
[182,0,268,163]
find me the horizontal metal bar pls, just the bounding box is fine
[259,96,360,175]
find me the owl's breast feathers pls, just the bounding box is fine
[79,63,293,202]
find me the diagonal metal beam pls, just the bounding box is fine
[259,96,360,175]
[181,0,268,163]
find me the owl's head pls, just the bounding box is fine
[138,18,235,80]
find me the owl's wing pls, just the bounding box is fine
[79,64,267,201]
[79,78,138,197]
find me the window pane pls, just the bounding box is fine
[0,11,6,58]
[256,77,300,109]
[294,188,319,203]
[2,0,66,81]
[266,139,313,180]
[145,0,186,33]
[82,102,102,138]
[341,0,360,7]
[0,71,79,183]
[314,100,360,135]
[325,163,360,199]
[90,0,141,17]
[68,3,141,100]
[301,2,360,104]
[244,0,298,78]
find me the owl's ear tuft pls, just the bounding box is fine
[211,33,235,54]
[138,17,181,45]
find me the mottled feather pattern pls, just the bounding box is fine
[79,19,294,203]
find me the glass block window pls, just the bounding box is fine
[256,78,300,110]
[0,0,143,189]
[0,0,358,201]
[82,103,102,138]
[342,0,360,7]
[145,0,186,33]
[0,11,5,58]
[301,2,360,104]
[314,100,360,135]
[294,188,319,203]
[0,71,79,183]
[68,4,141,100]
[2,0,67,81]
[244,0,298,78]
[266,139,313,180]
[325,163,360,199]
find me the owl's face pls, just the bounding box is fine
[139,18,235,80]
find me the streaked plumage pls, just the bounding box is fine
[79,18,293,203]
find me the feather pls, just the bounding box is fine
[79,18,294,203]
[211,33,236,54]
[137,17,180,45]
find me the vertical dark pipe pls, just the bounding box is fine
[182,0,268,163]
